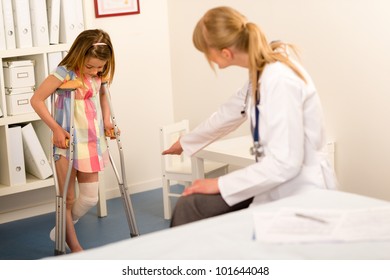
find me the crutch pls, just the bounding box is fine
[101,81,140,237]
[51,80,81,255]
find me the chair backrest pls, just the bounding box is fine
[159,120,190,172]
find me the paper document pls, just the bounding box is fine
[253,207,390,243]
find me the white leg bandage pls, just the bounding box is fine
[72,182,99,221]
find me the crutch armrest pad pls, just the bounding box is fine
[59,79,83,89]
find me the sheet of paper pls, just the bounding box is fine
[253,207,390,243]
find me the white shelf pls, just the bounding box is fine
[0,112,41,126]
[0,175,54,197]
[0,44,71,58]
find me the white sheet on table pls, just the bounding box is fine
[253,207,390,243]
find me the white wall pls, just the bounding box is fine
[167,1,249,138]
[166,0,390,201]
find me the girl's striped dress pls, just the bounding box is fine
[52,66,109,173]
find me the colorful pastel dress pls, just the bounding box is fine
[53,66,109,173]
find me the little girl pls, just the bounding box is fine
[31,29,116,252]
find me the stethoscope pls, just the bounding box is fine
[241,80,263,162]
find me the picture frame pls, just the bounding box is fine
[94,0,140,18]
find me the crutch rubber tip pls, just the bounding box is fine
[54,249,66,255]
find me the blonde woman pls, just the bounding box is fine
[163,7,338,226]
[31,29,115,252]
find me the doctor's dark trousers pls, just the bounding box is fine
[170,194,254,227]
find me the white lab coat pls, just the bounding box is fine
[180,61,338,207]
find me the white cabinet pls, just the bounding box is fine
[0,44,71,197]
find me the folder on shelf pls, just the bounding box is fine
[6,126,26,186]
[75,0,85,37]
[12,0,33,48]
[47,51,63,73]
[0,3,7,50]
[59,0,82,44]
[47,0,60,44]
[2,0,16,49]
[29,0,50,47]
[21,123,53,180]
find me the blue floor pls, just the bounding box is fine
[0,187,181,260]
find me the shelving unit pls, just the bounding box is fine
[0,1,95,224]
[0,44,70,197]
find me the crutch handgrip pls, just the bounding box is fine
[51,137,70,148]
[105,128,117,139]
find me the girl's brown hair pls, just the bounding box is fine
[60,29,115,84]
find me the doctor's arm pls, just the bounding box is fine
[219,78,305,206]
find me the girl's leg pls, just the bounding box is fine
[54,156,83,252]
[72,171,99,221]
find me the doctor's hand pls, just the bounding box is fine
[162,139,183,155]
[182,178,220,196]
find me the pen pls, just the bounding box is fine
[295,213,328,224]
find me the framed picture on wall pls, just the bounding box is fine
[94,0,140,18]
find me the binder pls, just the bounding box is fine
[12,0,33,48]
[47,51,63,73]
[75,0,85,36]
[46,0,60,44]
[59,0,80,43]
[2,0,16,49]
[0,2,7,50]
[22,123,53,180]
[29,0,50,47]
[6,126,26,185]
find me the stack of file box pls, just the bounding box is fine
[3,60,36,116]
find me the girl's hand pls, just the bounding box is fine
[182,178,220,196]
[104,121,119,139]
[53,128,70,149]
[162,139,183,155]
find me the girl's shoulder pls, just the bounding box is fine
[53,66,77,82]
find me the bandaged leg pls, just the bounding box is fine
[71,182,99,221]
